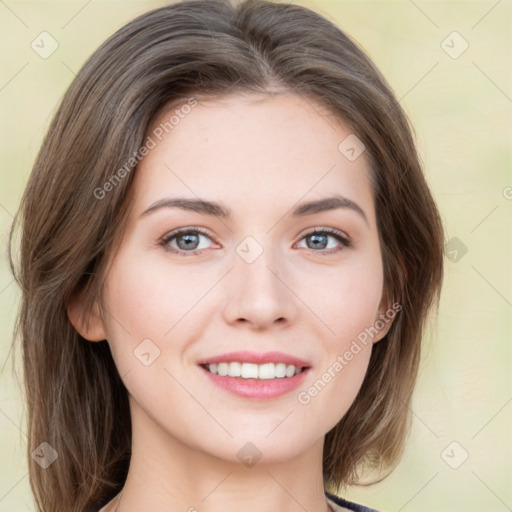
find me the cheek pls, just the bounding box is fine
[100,250,219,380]
[296,256,382,427]
[304,253,383,341]
[103,251,207,338]
[293,332,373,450]
[298,333,373,435]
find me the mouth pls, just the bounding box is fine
[197,351,312,399]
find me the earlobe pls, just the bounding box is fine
[372,316,393,344]
[372,295,396,344]
[66,294,107,342]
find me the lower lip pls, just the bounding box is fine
[200,366,310,399]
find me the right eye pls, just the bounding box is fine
[159,227,218,257]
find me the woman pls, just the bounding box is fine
[9,1,444,511]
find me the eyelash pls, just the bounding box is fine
[159,227,351,257]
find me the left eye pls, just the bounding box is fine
[296,229,351,253]
[160,228,351,256]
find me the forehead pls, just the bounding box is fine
[132,91,376,227]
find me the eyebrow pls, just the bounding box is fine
[140,194,369,226]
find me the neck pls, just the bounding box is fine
[101,398,333,512]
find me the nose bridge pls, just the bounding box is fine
[235,232,283,295]
[223,232,296,327]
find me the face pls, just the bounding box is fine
[72,91,393,465]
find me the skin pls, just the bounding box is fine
[69,91,394,512]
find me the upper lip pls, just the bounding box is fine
[197,351,311,368]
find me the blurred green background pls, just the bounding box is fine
[0,1,510,511]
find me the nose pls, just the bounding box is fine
[221,239,298,331]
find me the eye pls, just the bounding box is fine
[160,227,217,256]
[159,227,351,257]
[296,228,351,254]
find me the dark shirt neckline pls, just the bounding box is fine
[325,490,380,512]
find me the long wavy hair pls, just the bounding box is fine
[8,0,444,510]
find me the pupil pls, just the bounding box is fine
[309,233,327,249]
[178,233,198,250]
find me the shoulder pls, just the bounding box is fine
[325,491,381,512]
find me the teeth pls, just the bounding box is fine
[258,363,274,379]
[275,363,287,378]
[242,363,259,379]
[205,362,304,379]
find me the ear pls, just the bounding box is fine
[66,292,107,342]
[372,292,398,344]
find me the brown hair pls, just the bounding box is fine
[8,0,444,510]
